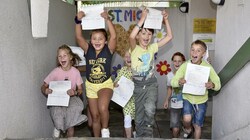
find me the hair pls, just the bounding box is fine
[57,44,81,66]
[171,52,186,61]
[191,40,207,51]
[140,24,154,34]
[90,29,108,41]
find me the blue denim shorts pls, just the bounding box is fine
[183,99,207,127]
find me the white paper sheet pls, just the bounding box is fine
[47,81,71,107]
[69,46,86,66]
[182,63,210,95]
[143,7,163,29]
[80,4,105,30]
[112,76,134,107]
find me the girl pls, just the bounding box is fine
[75,10,116,138]
[163,52,186,138]
[41,44,87,138]
[114,50,135,138]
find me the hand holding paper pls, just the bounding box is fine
[112,76,134,107]
[47,81,71,107]
[143,7,163,29]
[80,4,105,30]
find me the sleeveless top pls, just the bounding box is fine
[85,43,112,84]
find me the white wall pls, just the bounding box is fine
[212,0,250,139]
[0,0,76,139]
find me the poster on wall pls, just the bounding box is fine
[193,33,215,50]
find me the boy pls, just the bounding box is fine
[129,8,173,137]
[171,40,221,139]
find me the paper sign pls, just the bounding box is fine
[112,76,134,107]
[47,81,71,106]
[80,4,105,30]
[143,7,163,29]
[182,63,210,95]
[69,46,86,66]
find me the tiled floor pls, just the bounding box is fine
[74,102,212,139]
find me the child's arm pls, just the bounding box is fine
[157,10,173,48]
[206,67,221,91]
[75,11,89,52]
[129,8,148,51]
[163,86,172,109]
[41,82,52,96]
[101,11,116,53]
[67,84,83,96]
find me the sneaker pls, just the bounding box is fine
[101,128,110,138]
[182,127,191,138]
[53,128,60,138]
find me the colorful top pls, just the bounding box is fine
[167,72,183,109]
[130,43,158,81]
[171,60,221,104]
[44,66,83,90]
[85,43,113,84]
[114,66,135,119]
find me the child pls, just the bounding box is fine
[129,8,173,137]
[41,44,87,138]
[163,52,186,138]
[75,10,116,138]
[114,50,135,138]
[171,40,221,139]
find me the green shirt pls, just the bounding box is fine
[171,60,221,104]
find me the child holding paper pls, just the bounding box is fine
[171,40,221,139]
[163,52,186,138]
[75,9,116,138]
[129,8,173,137]
[41,44,87,138]
[114,50,135,138]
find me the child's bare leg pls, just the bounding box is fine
[67,127,74,137]
[183,114,192,133]
[125,127,132,138]
[88,99,101,137]
[98,88,113,129]
[172,127,180,138]
[193,124,201,139]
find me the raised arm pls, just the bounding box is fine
[75,11,88,52]
[101,11,116,53]
[157,10,173,48]
[129,8,148,51]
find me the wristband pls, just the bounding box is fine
[74,16,82,24]
[135,24,141,29]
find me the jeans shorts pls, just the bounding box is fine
[170,108,182,129]
[183,99,207,127]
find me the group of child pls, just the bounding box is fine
[41,7,221,139]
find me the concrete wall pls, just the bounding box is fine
[212,0,250,139]
[0,0,76,139]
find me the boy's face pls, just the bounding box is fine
[173,55,184,70]
[137,28,153,48]
[91,32,107,52]
[190,44,206,64]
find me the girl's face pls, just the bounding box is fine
[190,44,206,64]
[91,32,106,52]
[137,29,153,48]
[173,55,184,71]
[58,49,72,70]
[123,51,131,67]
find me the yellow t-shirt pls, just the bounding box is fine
[131,43,158,81]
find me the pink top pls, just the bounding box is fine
[44,67,83,90]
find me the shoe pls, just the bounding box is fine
[53,128,60,138]
[182,127,192,138]
[101,128,110,138]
